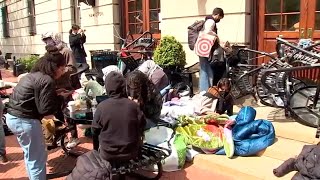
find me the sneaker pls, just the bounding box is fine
[0,155,8,163]
[66,138,80,149]
[56,136,69,147]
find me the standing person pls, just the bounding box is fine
[5,46,67,180]
[195,7,224,92]
[0,100,8,163]
[69,25,87,64]
[42,32,79,149]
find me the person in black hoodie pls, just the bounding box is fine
[69,25,87,63]
[92,71,146,162]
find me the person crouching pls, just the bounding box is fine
[91,72,146,162]
[198,78,233,116]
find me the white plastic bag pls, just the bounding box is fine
[145,127,187,172]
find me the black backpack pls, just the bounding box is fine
[187,20,205,50]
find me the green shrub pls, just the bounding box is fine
[20,55,39,72]
[153,36,186,68]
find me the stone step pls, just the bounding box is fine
[257,137,308,161]
[272,120,318,144]
[193,154,295,180]
[234,97,319,144]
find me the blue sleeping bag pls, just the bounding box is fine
[216,106,275,156]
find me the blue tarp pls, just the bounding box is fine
[216,106,275,156]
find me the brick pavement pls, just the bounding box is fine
[1,133,233,180]
[0,69,233,180]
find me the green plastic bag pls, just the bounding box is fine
[144,127,187,172]
[157,134,187,171]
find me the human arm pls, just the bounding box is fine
[80,33,86,44]
[91,107,102,150]
[203,19,217,36]
[35,78,60,117]
[226,96,234,116]
[69,34,83,46]
[227,105,234,116]
[78,29,86,43]
[137,105,146,135]
[199,97,218,114]
[63,49,77,73]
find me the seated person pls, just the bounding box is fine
[92,72,146,161]
[138,60,169,91]
[42,32,79,148]
[197,78,233,116]
[102,65,122,81]
[126,70,163,129]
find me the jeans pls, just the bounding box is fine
[0,100,5,156]
[6,114,47,180]
[199,56,213,92]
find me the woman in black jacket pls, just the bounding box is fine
[69,25,87,63]
[6,46,67,180]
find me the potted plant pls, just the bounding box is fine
[153,35,186,71]
[20,55,39,72]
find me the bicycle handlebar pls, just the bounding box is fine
[240,48,278,60]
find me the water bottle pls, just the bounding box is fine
[91,98,98,117]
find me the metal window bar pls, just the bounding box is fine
[27,0,36,35]
[1,6,9,38]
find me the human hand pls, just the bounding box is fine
[43,114,56,120]
[78,29,84,34]
[56,89,73,98]
[221,41,230,48]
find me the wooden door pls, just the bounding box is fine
[258,0,308,64]
[306,0,320,40]
[124,0,161,40]
[258,0,320,81]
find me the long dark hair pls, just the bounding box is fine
[217,78,232,92]
[126,70,155,106]
[31,45,66,78]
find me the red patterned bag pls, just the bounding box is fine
[194,33,217,57]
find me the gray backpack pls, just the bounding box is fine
[187,20,205,50]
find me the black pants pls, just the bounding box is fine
[211,62,226,86]
[55,98,78,140]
